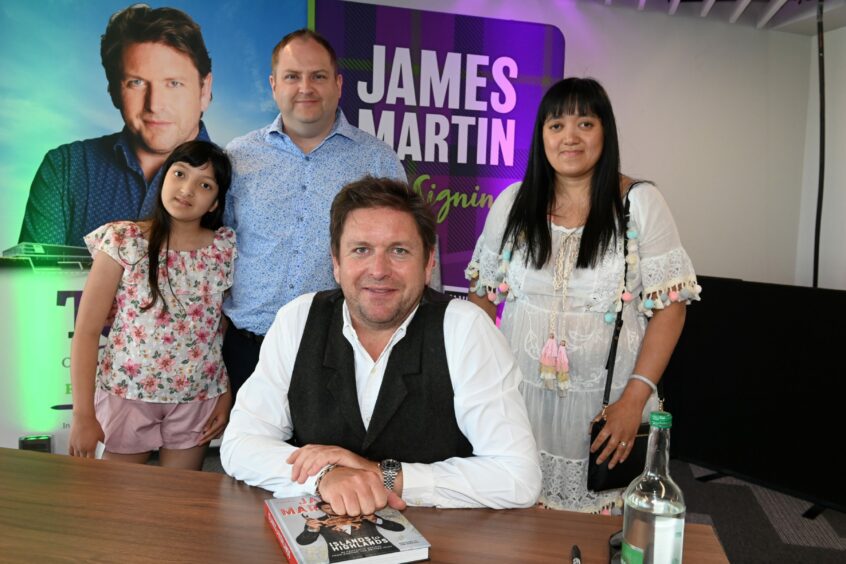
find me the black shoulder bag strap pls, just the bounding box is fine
[600,182,663,412]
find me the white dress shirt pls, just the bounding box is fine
[221,293,541,509]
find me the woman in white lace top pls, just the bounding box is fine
[465,78,700,512]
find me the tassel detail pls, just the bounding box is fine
[555,340,570,397]
[540,334,558,390]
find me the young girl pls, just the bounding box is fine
[69,140,237,470]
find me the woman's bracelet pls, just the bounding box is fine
[628,373,658,395]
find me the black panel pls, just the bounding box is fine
[663,275,846,511]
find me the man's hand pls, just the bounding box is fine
[317,466,406,516]
[287,444,375,484]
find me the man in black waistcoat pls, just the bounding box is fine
[221,177,541,515]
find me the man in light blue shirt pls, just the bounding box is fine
[222,29,407,397]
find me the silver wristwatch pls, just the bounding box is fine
[379,459,402,492]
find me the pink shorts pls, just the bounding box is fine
[94,388,219,454]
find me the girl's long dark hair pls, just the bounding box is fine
[501,77,624,269]
[142,140,232,312]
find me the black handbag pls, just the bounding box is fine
[588,420,651,491]
[586,185,661,493]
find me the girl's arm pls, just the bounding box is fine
[590,301,686,467]
[198,389,231,445]
[69,253,123,457]
[199,294,234,445]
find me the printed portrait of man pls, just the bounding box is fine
[295,501,405,563]
[18,4,213,247]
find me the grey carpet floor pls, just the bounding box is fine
[670,460,845,563]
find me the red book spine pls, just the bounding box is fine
[264,504,300,564]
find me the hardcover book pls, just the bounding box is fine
[265,496,430,563]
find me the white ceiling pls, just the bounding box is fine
[599,0,846,35]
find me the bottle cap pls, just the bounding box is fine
[650,411,672,429]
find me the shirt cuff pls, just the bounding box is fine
[305,471,322,496]
[399,462,434,506]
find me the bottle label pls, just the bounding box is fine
[653,516,684,563]
[621,541,644,564]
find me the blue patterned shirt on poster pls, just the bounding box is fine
[18,123,211,248]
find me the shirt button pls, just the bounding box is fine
[304,156,311,161]
[301,185,307,192]
[289,284,294,289]
[297,216,303,222]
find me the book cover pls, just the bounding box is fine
[265,496,430,563]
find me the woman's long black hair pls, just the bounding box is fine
[501,77,624,269]
[142,140,232,312]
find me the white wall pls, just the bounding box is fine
[360,0,818,285]
[797,26,846,290]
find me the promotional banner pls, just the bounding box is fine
[0,0,306,453]
[2,0,304,249]
[2,0,566,453]
[316,0,565,291]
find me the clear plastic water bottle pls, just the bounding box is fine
[621,411,685,563]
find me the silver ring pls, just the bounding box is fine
[618,441,628,448]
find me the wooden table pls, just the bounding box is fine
[0,448,727,563]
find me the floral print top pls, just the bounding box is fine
[84,221,236,403]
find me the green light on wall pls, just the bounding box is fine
[7,269,86,433]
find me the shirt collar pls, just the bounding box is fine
[331,109,358,140]
[341,299,421,361]
[267,108,357,145]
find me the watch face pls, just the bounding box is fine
[381,459,401,473]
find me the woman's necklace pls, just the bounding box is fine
[540,228,581,397]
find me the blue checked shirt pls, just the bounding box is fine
[18,123,211,247]
[223,110,407,335]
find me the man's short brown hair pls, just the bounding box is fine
[330,177,436,261]
[101,4,211,108]
[270,28,338,75]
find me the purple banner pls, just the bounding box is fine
[316,0,565,291]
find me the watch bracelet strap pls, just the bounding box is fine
[382,469,396,491]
